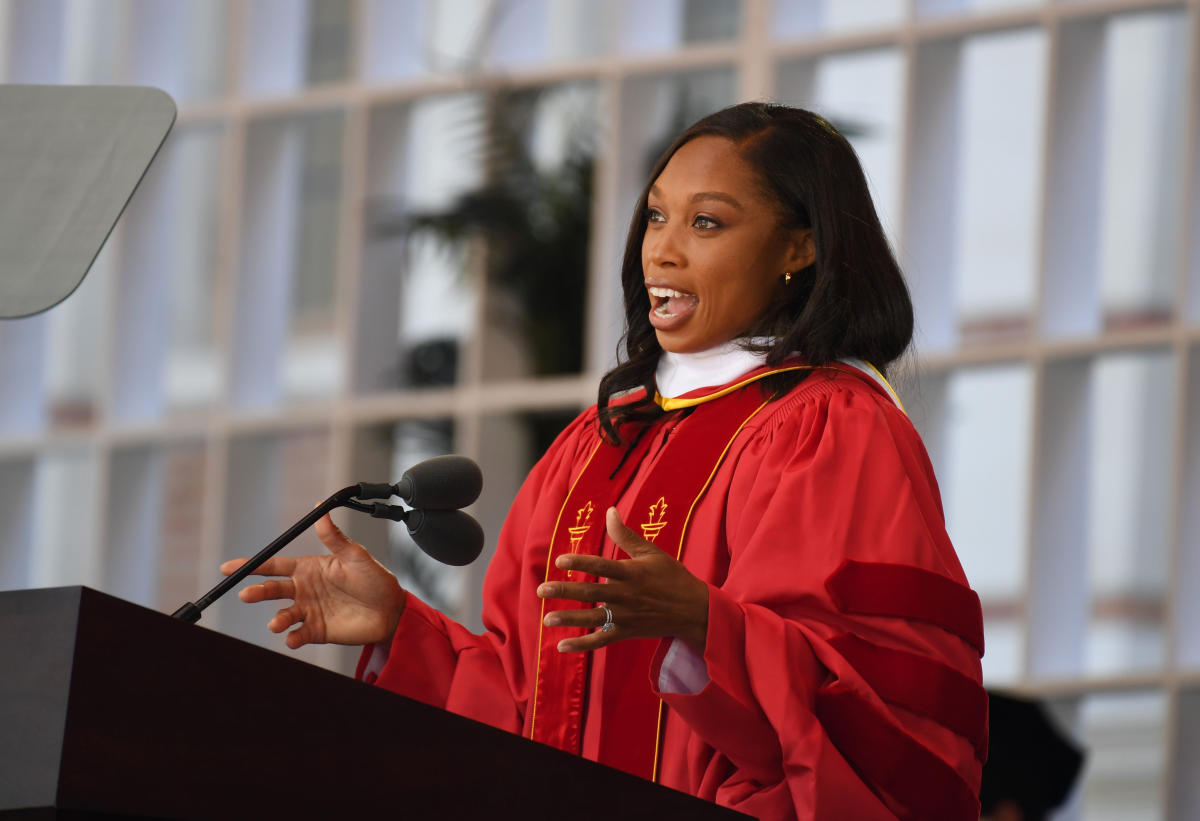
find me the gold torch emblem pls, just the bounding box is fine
[640,497,669,543]
[565,501,594,578]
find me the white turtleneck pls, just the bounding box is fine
[656,342,904,412]
[655,339,770,399]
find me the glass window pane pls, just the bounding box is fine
[127,0,229,102]
[236,110,346,407]
[1172,690,1200,819]
[360,93,487,393]
[1192,86,1200,325]
[61,0,120,83]
[0,458,35,590]
[1178,347,1200,669]
[773,0,905,38]
[682,0,741,43]
[361,0,426,81]
[166,125,226,412]
[243,0,355,95]
[623,67,739,182]
[46,240,112,428]
[116,122,227,419]
[1076,691,1167,821]
[956,28,1047,341]
[3,0,67,84]
[105,442,208,612]
[622,0,741,54]
[942,364,1034,683]
[32,448,100,589]
[478,0,625,67]
[487,0,619,67]
[283,108,345,403]
[479,83,598,380]
[777,48,905,243]
[546,0,618,61]
[1097,10,1187,328]
[917,0,1044,19]
[305,0,356,85]
[424,0,495,69]
[290,113,343,329]
[0,317,48,433]
[1085,351,1174,675]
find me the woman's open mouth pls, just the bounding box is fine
[648,285,699,330]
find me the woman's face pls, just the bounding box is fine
[641,135,812,354]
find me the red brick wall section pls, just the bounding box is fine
[276,430,332,557]
[156,443,207,611]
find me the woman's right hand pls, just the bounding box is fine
[220,513,407,650]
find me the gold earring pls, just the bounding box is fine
[783,271,792,285]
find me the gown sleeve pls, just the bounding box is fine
[651,378,987,821]
[356,410,599,735]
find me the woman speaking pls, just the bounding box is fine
[223,102,987,821]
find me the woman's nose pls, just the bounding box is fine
[645,223,683,269]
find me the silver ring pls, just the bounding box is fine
[599,605,616,633]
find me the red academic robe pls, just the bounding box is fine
[358,362,987,820]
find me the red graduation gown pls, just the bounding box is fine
[358,363,986,820]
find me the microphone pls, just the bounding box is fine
[394,455,482,510]
[365,504,484,566]
[405,509,485,566]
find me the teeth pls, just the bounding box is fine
[648,286,686,298]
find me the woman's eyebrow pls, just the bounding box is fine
[648,185,744,211]
[690,191,743,210]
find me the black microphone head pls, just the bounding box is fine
[396,455,482,510]
[405,509,485,566]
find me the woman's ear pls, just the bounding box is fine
[784,228,817,272]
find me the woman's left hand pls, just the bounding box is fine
[537,507,709,654]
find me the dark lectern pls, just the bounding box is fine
[0,587,747,820]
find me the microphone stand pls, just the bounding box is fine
[172,485,364,624]
[170,461,483,623]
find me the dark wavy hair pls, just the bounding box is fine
[596,102,913,444]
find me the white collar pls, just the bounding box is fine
[655,339,770,398]
[655,344,906,413]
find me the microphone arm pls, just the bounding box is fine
[171,488,480,623]
[171,485,362,624]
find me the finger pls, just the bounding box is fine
[557,627,620,653]
[314,513,356,555]
[606,507,663,558]
[238,577,296,604]
[285,625,312,649]
[220,556,298,577]
[267,605,303,634]
[542,606,610,629]
[537,580,617,604]
[554,553,629,579]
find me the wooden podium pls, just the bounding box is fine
[0,587,747,820]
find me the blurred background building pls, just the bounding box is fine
[0,1,1196,818]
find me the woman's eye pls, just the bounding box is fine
[693,215,720,230]
[645,208,665,223]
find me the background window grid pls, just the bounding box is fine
[0,1,1197,817]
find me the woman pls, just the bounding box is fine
[224,103,986,820]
